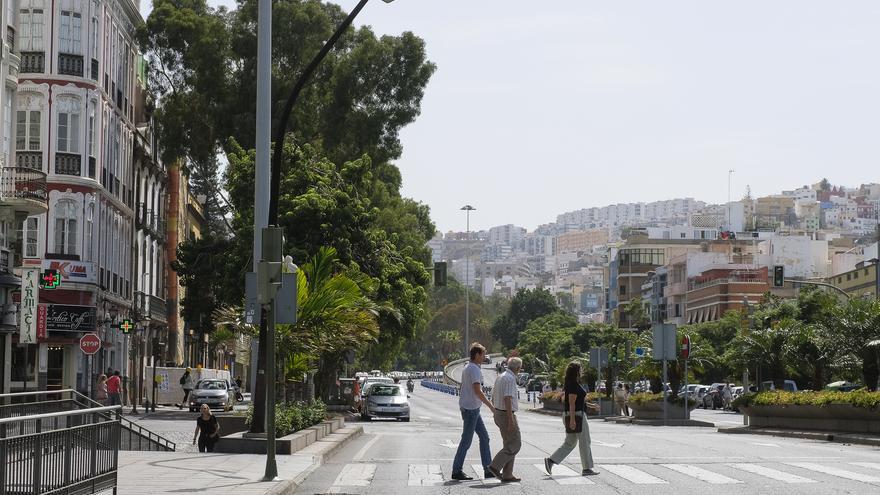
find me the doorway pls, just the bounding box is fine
[47,346,64,391]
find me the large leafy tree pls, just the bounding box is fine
[828,297,880,390]
[491,288,559,349]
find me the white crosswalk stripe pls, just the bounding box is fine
[332,463,376,487]
[785,462,880,484]
[851,462,880,472]
[408,464,444,486]
[601,464,667,484]
[661,464,743,484]
[728,463,816,484]
[471,464,502,484]
[532,463,595,485]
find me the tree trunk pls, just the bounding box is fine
[862,349,879,392]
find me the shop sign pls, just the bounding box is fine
[44,304,97,332]
[41,259,97,285]
[19,268,40,344]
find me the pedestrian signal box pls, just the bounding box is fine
[434,262,447,286]
[773,265,785,287]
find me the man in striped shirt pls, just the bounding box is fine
[487,357,523,482]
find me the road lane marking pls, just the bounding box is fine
[332,464,376,487]
[532,464,595,485]
[786,462,880,483]
[471,464,502,484]
[751,442,780,447]
[728,463,816,483]
[661,464,743,484]
[352,434,382,461]
[851,462,880,472]
[601,464,667,484]
[408,464,445,486]
[594,440,623,448]
[439,439,457,449]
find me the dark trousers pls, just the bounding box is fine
[198,434,216,452]
[182,389,192,407]
[109,393,120,406]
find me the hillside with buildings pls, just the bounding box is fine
[429,180,880,327]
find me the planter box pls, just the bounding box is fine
[742,404,880,434]
[215,419,339,454]
[630,400,694,420]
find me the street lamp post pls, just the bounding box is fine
[255,0,396,482]
[461,205,475,357]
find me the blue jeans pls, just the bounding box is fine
[452,407,492,475]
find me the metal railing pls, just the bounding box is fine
[0,405,121,495]
[0,390,176,452]
[0,166,48,206]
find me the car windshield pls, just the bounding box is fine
[196,380,227,390]
[370,385,402,396]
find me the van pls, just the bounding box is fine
[761,380,798,392]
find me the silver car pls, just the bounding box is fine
[189,379,236,412]
[362,383,410,422]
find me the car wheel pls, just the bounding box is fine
[402,417,410,422]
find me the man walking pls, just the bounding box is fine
[178,368,194,410]
[451,343,495,481]
[487,357,523,482]
[106,370,121,406]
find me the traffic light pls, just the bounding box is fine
[434,262,447,286]
[773,265,785,287]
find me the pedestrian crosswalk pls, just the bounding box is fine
[325,460,880,491]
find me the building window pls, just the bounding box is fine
[57,98,80,153]
[18,4,44,51]
[15,110,40,151]
[2,90,11,158]
[84,203,94,261]
[59,9,82,54]
[25,217,39,258]
[87,104,96,156]
[54,200,78,255]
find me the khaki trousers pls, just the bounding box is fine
[550,411,594,470]
[489,409,522,477]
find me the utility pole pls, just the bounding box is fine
[461,205,475,357]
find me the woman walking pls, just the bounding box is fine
[96,374,108,405]
[193,404,221,452]
[544,362,597,476]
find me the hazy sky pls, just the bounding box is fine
[142,1,880,233]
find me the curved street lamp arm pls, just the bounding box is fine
[269,0,371,224]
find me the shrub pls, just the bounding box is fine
[733,390,880,410]
[628,392,695,407]
[539,390,603,404]
[244,400,328,436]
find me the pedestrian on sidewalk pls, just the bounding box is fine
[623,383,632,416]
[487,357,523,483]
[193,404,220,452]
[544,362,598,477]
[614,383,626,416]
[722,383,732,410]
[178,368,194,410]
[96,374,108,405]
[451,342,495,481]
[107,370,122,406]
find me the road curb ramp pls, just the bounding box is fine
[266,424,364,495]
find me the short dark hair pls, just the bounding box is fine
[113,371,120,376]
[469,342,486,361]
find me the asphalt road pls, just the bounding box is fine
[296,380,880,495]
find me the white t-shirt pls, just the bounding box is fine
[491,370,518,412]
[459,362,483,410]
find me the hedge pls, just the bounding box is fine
[245,400,327,437]
[733,390,880,410]
[628,392,696,407]
[540,390,602,404]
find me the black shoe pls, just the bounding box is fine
[485,466,500,479]
[582,469,599,476]
[451,472,473,481]
[544,458,554,475]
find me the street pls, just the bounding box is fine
[296,381,880,494]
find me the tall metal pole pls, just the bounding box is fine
[461,205,475,356]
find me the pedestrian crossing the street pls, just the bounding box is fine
[324,460,880,491]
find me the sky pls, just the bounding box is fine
[141,1,880,233]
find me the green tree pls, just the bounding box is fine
[828,297,880,391]
[517,312,580,373]
[491,288,559,349]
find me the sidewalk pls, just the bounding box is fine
[718,425,880,447]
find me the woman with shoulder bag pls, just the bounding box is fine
[543,362,597,476]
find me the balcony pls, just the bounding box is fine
[54,153,82,176]
[0,166,48,215]
[136,292,168,325]
[137,203,166,239]
[58,53,84,77]
[20,52,45,73]
[6,26,14,51]
[16,152,42,170]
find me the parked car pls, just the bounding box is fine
[760,380,798,392]
[825,381,863,392]
[516,373,530,387]
[189,379,237,412]
[526,375,547,393]
[362,383,410,422]
[360,377,394,401]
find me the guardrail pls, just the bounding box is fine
[0,390,176,452]
[421,379,459,396]
[0,405,121,495]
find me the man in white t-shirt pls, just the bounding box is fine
[487,357,523,482]
[451,343,495,481]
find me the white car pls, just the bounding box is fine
[362,383,410,422]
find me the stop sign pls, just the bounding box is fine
[80,333,101,355]
[681,335,691,359]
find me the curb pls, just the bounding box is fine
[717,426,880,446]
[266,424,364,495]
